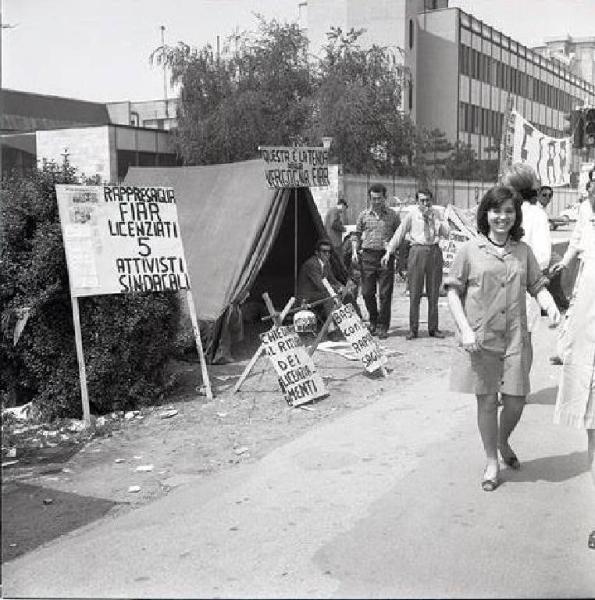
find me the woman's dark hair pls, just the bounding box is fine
[476,186,524,241]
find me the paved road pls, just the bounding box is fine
[4,322,594,598]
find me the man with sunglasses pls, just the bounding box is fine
[538,185,553,210]
[297,239,354,328]
[382,189,450,340]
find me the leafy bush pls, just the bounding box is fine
[1,163,180,419]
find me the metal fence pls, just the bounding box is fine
[340,173,581,225]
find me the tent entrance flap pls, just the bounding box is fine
[249,187,322,312]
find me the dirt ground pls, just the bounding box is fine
[2,281,457,563]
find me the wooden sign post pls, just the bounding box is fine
[55,184,212,424]
[260,324,328,407]
[322,279,387,376]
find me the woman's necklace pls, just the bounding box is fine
[487,235,508,248]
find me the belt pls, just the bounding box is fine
[361,247,386,252]
[410,243,439,247]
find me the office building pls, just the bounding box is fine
[405,4,595,162]
[533,36,595,88]
[1,89,179,181]
[301,0,595,167]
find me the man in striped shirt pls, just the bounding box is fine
[353,184,400,339]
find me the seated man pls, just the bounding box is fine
[297,239,355,326]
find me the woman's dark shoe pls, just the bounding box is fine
[499,447,521,470]
[588,530,595,550]
[481,467,500,492]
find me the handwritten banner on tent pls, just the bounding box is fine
[331,303,385,372]
[260,325,327,406]
[56,185,189,297]
[259,146,330,188]
[507,110,571,187]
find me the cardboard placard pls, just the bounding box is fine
[331,303,385,372]
[55,185,189,297]
[259,146,330,188]
[440,230,472,275]
[260,326,327,406]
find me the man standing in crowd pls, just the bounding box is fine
[382,189,449,340]
[353,184,400,339]
[324,198,348,256]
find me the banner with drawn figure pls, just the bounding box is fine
[259,146,330,189]
[509,110,571,187]
[56,185,189,297]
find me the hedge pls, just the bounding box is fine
[0,162,180,419]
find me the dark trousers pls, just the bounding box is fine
[546,271,569,311]
[407,244,443,334]
[360,249,395,328]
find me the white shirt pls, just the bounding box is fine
[521,202,551,271]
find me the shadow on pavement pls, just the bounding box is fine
[526,386,558,406]
[2,482,120,563]
[504,450,588,484]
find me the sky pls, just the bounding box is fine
[2,0,594,103]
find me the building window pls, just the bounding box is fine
[408,82,413,110]
[409,19,414,49]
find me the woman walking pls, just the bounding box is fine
[445,186,560,491]
[552,184,595,548]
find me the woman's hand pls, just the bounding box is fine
[461,328,479,352]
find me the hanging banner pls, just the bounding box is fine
[260,325,328,407]
[331,303,385,372]
[506,110,571,187]
[259,146,330,189]
[56,185,189,297]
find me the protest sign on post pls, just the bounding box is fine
[258,145,330,297]
[260,325,328,407]
[55,184,212,423]
[259,146,330,189]
[55,185,189,297]
[331,303,386,373]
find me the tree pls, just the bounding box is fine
[152,17,312,164]
[306,28,413,175]
[444,141,481,180]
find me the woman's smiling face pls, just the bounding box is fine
[487,198,516,236]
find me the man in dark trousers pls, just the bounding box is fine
[354,183,400,339]
[382,189,449,340]
[324,198,348,256]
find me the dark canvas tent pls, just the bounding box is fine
[125,159,346,362]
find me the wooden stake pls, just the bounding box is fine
[294,188,298,298]
[70,294,91,426]
[233,296,295,394]
[186,290,213,400]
